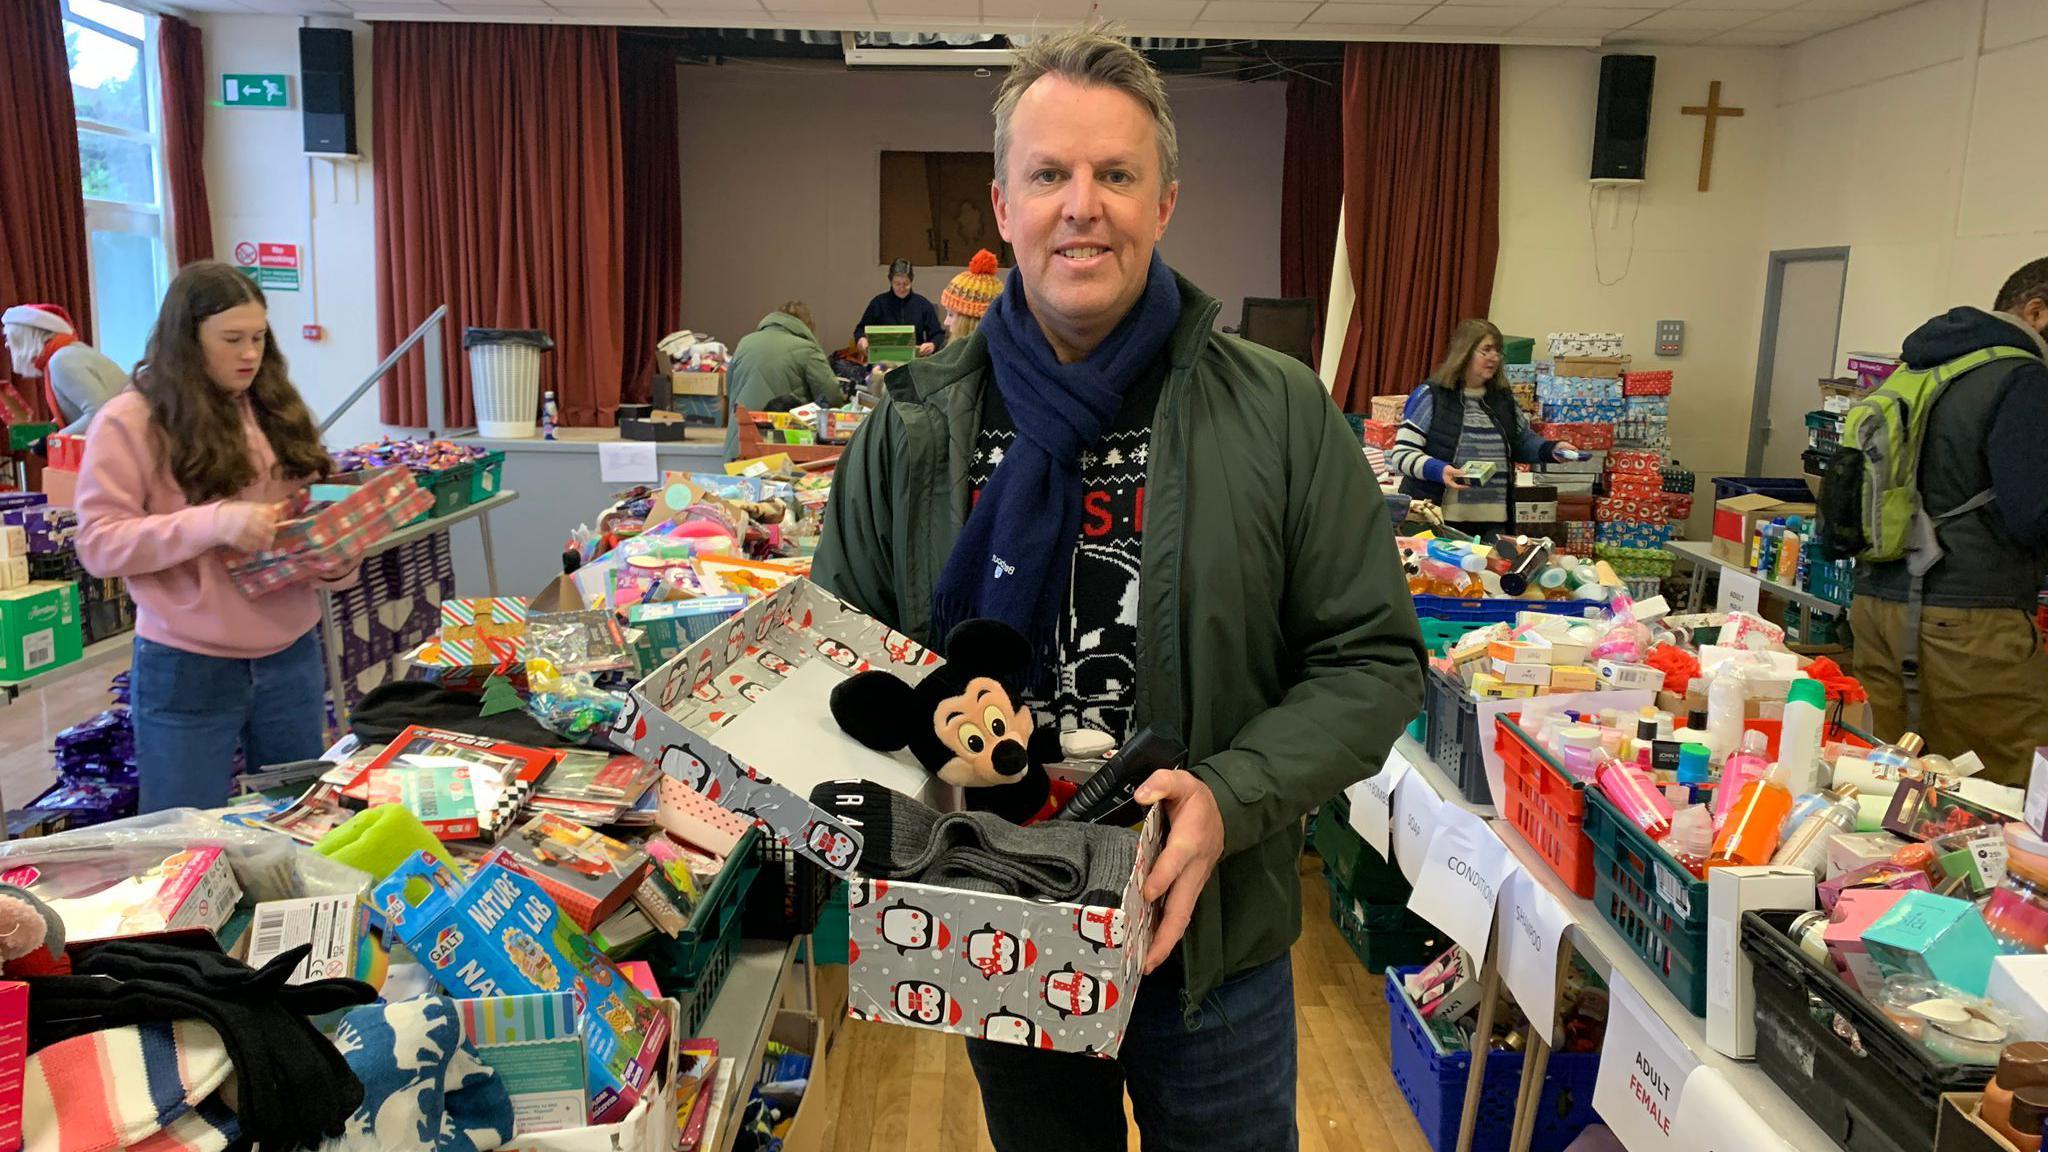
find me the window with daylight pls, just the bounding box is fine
[66,0,169,371]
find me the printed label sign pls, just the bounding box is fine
[1392,767,1445,887]
[1496,865,1574,1044]
[1349,747,1410,859]
[1407,804,1515,958]
[1593,976,1701,1151]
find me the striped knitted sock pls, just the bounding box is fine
[23,1019,238,1152]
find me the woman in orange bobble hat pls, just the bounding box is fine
[940,250,1006,342]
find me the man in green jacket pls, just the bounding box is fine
[723,301,844,460]
[811,26,1424,1152]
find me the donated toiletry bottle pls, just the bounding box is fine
[541,390,559,440]
[1597,752,1673,839]
[1985,827,2048,955]
[1866,731,1928,779]
[1769,786,1859,876]
[1778,679,1828,796]
[1776,516,1804,586]
[1713,731,1772,830]
[1780,792,1829,839]
[2000,1087,2048,1152]
[1705,669,1746,764]
[1707,759,1794,871]
[1664,805,1713,880]
[1982,1042,2048,1138]
[1677,743,1713,807]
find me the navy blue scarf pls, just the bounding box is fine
[932,254,1182,672]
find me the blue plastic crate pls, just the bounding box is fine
[1410,597,1600,625]
[1384,967,1600,1152]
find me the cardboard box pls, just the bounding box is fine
[1490,659,1552,687]
[668,369,725,400]
[1596,660,1663,692]
[1553,356,1630,379]
[1486,640,1545,666]
[457,992,588,1133]
[246,894,363,982]
[1936,1094,2026,1152]
[1824,888,1912,994]
[374,854,671,1124]
[0,982,22,1150]
[1985,955,2048,1042]
[1705,866,1814,1060]
[0,581,80,682]
[0,558,24,592]
[628,595,749,674]
[1547,666,1597,694]
[1712,493,1817,565]
[616,580,1161,1056]
[494,998,681,1152]
[1863,890,2001,996]
[0,526,22,559]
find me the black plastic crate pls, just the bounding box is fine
[743,838,834,940]
[1424,666,1492,806]
[1740,909,1991,1152]
[27,552,81,583]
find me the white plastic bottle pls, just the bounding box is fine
[1777,678,1828,796]
[1705,668,1746,765]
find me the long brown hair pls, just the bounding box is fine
[136,261,330,504]
[1427,318,1506,394]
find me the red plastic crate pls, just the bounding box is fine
[1497,716,1595,898]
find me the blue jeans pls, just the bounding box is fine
[967,953,1298,1152]
[132,630,327,813]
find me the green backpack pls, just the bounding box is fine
[1816,346,2038,563]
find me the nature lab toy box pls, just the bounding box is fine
[615,578,1164,1056]
[374,852,671,1124]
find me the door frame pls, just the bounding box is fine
[1748,246,1851,474]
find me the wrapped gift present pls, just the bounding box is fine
[1625,395,1670,418]
[1622,370,1674,396]
[1607,449,1668,477]
[1504,364,1538,385]
[1534,422,1615,450]
[1535,377,1622,403]
[1547,332,1624,358]
[1361,419,1399,450]
[1554,356,1630,380]
[223,467,432,597]
[1370,394,1406,423]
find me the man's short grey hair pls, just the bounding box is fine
[992,24,1180,192]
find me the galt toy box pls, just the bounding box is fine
[374,852,670,1124]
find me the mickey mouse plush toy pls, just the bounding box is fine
[828,619,1073,825]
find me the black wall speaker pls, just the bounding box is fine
[1590,54,1655,182]
[299,26,357,156]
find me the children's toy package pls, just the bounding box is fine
[2,846,241,945]
[375,853,670,1124]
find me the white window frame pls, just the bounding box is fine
[63,0,172,349]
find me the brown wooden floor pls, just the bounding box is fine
[813,860,1430,1152]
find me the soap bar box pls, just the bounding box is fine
[617,579,1162,1057]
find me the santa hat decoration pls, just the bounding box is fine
[1,304,76,336]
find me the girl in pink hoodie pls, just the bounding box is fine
[76,262,352,812]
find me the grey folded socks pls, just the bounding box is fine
[808,779,1137,907]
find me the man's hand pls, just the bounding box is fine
[1136,768,1225,974]
[1441,464,1470,491]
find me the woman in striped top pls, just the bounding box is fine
[1387,319,1577,536]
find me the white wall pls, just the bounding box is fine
[1489,45,1781,483]
[193,14,389,447]
[675,65,1285,351]
[1769,0,2048,359]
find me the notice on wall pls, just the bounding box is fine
[1392,766,1445,887]
[599,440,659,484]
[1593,976,1701,1151]
[232,241,300,291]
[1495,865,1575,1045]
[1407,803,1516,959]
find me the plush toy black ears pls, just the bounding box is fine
[830,670,920,753]
[942,619,1033,689]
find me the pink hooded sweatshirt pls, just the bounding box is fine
[76,389,346,659]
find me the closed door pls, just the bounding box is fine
[1750,253,1848,475]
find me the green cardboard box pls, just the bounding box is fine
[0,581,81,682]
[864,324,917,364]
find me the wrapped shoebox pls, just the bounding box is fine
[1539,398,1625,424]
[1553,356,1630,380]
[1596,520,1674,549]
[1548,332,1624,358]
[615,579,1163,1056]
[1622,370,1673,396]
[1504,364,1537,386]
[1535,377,1622,404]
[1626,395,1671,418]
[1608,449,1667,477]
[1534,423,1614,450]
[1360,420,1398,450]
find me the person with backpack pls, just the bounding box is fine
[1827,258,2048,785]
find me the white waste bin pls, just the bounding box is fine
[465,327,554,438]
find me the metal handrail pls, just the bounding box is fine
[318,304,460,436]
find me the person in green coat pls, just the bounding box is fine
[811,27,1424,1152]
[723,301,844,460]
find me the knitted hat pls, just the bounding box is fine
[1,304,75,335]
[942,251,1004,320]
[23,1019,240,1152]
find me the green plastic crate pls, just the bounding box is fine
[1501,336,1536,366]
[1419,617,1488,659]
[417,462,475,522]
[1582,789,1709,1014]
[1313,801,1412,905]
[466,450,506,504]
[639,828,763,1031]
[6,423,55,452]
[1327,868,1443,975]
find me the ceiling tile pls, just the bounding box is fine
[981,0,1093,15]
[445,0,551,8]
[1680,0,1801,8]
[1197,1,1318,19]
[1303,1,1430,19]
[1743,5,1859,28]
[1623,6,1756,29]
[764,0,870,11]
[1553,0,1664,8]
[1797,0,1913,8]
[1437,0,1553,8]
[1515,5,1645,28]
[1606,26,1707,40]
[1299,19,1424,32]
[344,0,452,10]
[850,0,961,11]
[1704,24,1808,40]
[1094,0,1208,16]
[1410,3,1517,24]
[545,0,656,7]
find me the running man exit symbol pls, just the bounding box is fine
[221,74,289,108]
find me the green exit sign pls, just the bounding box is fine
[221,74,289,108]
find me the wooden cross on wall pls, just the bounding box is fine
[1681,81,1744,192]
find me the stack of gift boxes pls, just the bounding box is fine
[1531,333,1625,556]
